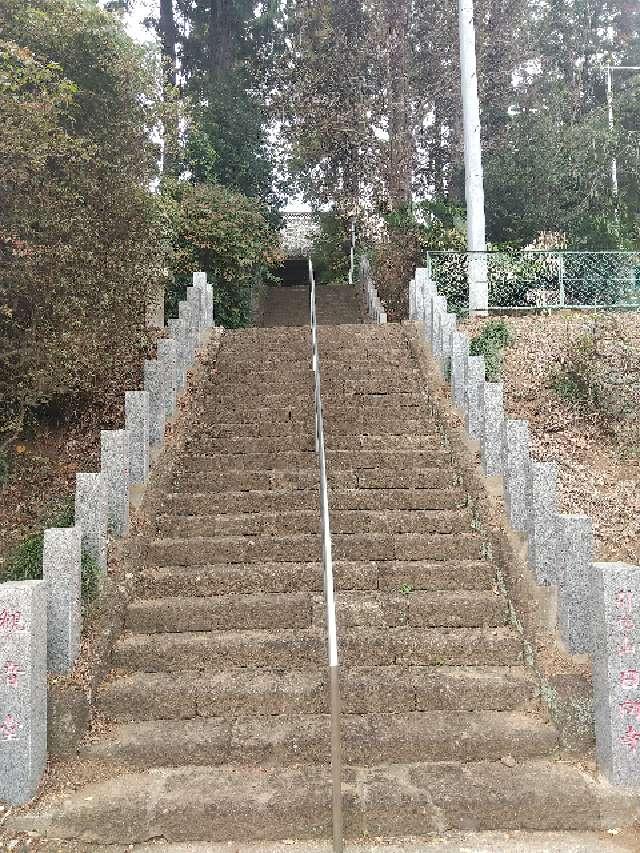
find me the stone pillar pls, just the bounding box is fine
[423,288,437,345]
[145,279,165,329]
[179,301,196,365]
[144,359,166,448]
[592,561,640,788]
[526,461,558,586]
[100,429,129,537]
[431,295,448,359]
[451,331,470,410]
[502,420,530,533]
[556,514,594,654]
[464,355,485,440]
[157,339,178,419]
[481,383,504,476]
[193,272,214,327]
[0,580,47,804]
[408,279,417,320]
[379,310,388,325]
[43,527,81,673]
[168,319,186,391]
[415,278,424,324]
[440,312,457,376]
[187,288,203,341]
[75,473,108,573]
[125,390,149,486]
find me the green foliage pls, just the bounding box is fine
[470,320,512,381]
[0,0,164,449]
[161,179,281,328]
[310,213,352,285]
[2,497,101,607]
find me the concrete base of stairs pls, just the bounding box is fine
[7,833,638,852]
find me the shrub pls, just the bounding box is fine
[0,2,164,452]
[2,497,101,608]
[469,319,512,381]
[310,213,352,286]
[161,179,281,328]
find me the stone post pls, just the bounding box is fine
[440,312,457,376]
[100,429,129,537]
[423,287,437,345]
[502,420,530,533]
[592,561,640,788]
[556,514,593,654]
[408,279,417,320]
[415,278,424,324]
[451,331,470,410]
[0,580,47,804]
[144,359,166,448]
[75,473,108,573]
[187,288,203,340]
[431,296,448,359]
[43,527,81,673]
[157,339,178,419]
[481,383,504,476]
[125,390,149,486]
[526,461,558,586]
[193,272,214,327]
[464,355,485,440]
[168,319,186,391]
[179,301,196,365]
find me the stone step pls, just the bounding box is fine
[16,760,603,844]
[134,532,483,566]
[194,418,436,438]
[173,467,456,494]
[145,487,466,516]
[154,509,470,538]
[193,404,433,425]
[136,559,495,597]
[125,593,313,633]
[125,590,505,634]
[182,434,442,454]
[176,449,453,473]
[112,626,521,672]
[205,391,427,410]
[85,711,558,770]
[97,665,539,722]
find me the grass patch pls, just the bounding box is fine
[469,319,512,381]
[2,497,101,608]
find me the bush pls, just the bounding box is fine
[161,180,281,328]
[310,213,352,286]
[2,497,101,608]
[470,319,512,381]
[0,2,164,452]
[552,317,640,419]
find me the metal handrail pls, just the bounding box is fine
[308,257,343,853]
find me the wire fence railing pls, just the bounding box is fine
[308,257,343,853]
[426,250,640,313]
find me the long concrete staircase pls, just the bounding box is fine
[14,288,621,846]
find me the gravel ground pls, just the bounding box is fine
[461,312,640,565]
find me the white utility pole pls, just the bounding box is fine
[459,0,488,316]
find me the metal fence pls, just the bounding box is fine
[426,251,640,312]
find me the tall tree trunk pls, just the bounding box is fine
[385,0,413,211]
[209,0,234,78]
[159,0,179,175]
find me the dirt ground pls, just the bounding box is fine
[461,311,640,566]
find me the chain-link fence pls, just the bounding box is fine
[427,251,640,313]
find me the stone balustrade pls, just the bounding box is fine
[411,266,640,791]
[0,273,214,805]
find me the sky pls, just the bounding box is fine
[125,0,154,43]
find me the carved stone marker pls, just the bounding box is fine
[75,473,108,573]
[43,527,81,673]
[125,390,149,486]
[179,301,196,364]
[526,461,558,586]
[101,429,129,536]
[0,580,47,804]
[556,513,593,654]
[503,419,530,533]
[592,561,640,788]
[168,318,187,391]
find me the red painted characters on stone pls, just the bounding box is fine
[620,724,640,753]
[620,699,640,721]
[3,661,25,688]
[0,610,25,633]
[620,669,640,689]
[0,713,21,741]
